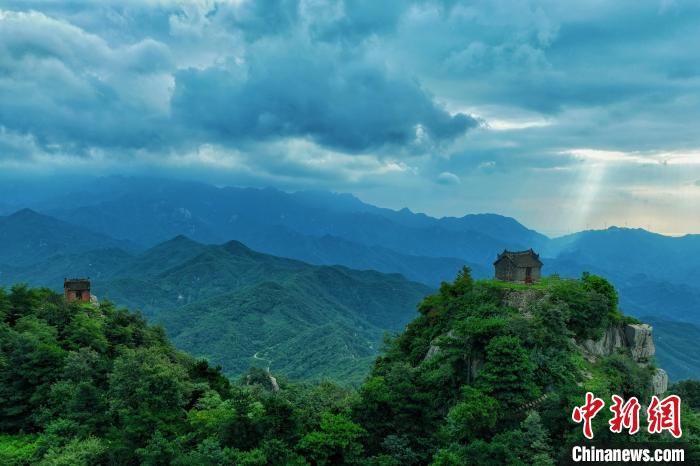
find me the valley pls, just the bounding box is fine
[0,177,698,384]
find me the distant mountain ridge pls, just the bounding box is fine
[107,238,431,384]
[37,177,539,263]
[544,226,700,288]
[2,178,699,311]
[0,208,137,266]
[33,177,700,317]
[644,317,700,382]
[0,176,699,381]
[0,230,430,384]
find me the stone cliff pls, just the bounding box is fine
[580,323,667,395]
[423,287,668,395]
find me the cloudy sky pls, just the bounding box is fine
[1,0,699,236]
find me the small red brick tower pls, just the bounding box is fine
[64,278,91,303]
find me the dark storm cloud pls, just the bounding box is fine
[425,1,700,115]
[0,11,174,152]
[4,0,699,160]
[172,45,476,152]
[2,0,700,234]
[0,2,475,156]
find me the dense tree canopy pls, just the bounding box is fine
[0,274,698,465]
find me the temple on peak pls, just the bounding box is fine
[494,249,542,284]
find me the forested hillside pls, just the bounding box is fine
[2,178,700,382]
[353,271,700,463]
[2,274,698,465]
[1,235,430,385]
[107,239,430,385]
[3,177,699,321]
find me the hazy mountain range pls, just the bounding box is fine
[0,176,697,381]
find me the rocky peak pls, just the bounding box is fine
[580,323,667,395]
[650,369,669,396]
[623,324,656,362]
[580,323,655,363]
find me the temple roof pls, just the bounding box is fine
[494,249,543,267]
[64,278,90,291]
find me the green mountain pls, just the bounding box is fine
[352,272,700,463]
[0,248,133,287]
[106,240,430,384]
[0,286,236,465]
[545,227,700,290]
[19,177,699,335]
[2,276,698,465]
[1,179,700,384]
[0,209,136,267]
[0,234,422,385]
[0,232,431,385]
[4,228,700,384]
[213,225,481,285]
[5,177,700,308]
[29,177,537,277]
[162,283,379,384]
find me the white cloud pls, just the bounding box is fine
[486,117,552,131]
[563,148,700,166]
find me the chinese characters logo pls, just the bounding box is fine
[572,392,681,439]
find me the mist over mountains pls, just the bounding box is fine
[0,176,698,381]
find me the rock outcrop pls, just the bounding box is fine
[465,353,483,383]
[423,330,483,382]
[651,368,669,396]
[425,288,668,396]
[423,330,456,362]
[424,341,442,361]
[501,289,547,317]
[581,323,667,395]
[581,323,655,363]
[623,324,655,362]
[268,373,280,392]
[245,370,280,392]
[581,327,626,358]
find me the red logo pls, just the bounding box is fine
[647,395,682,438]
[572,392,606,439]
[572,393,682,439]
[609,395,641,435]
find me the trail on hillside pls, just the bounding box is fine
[252,351,272,372]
